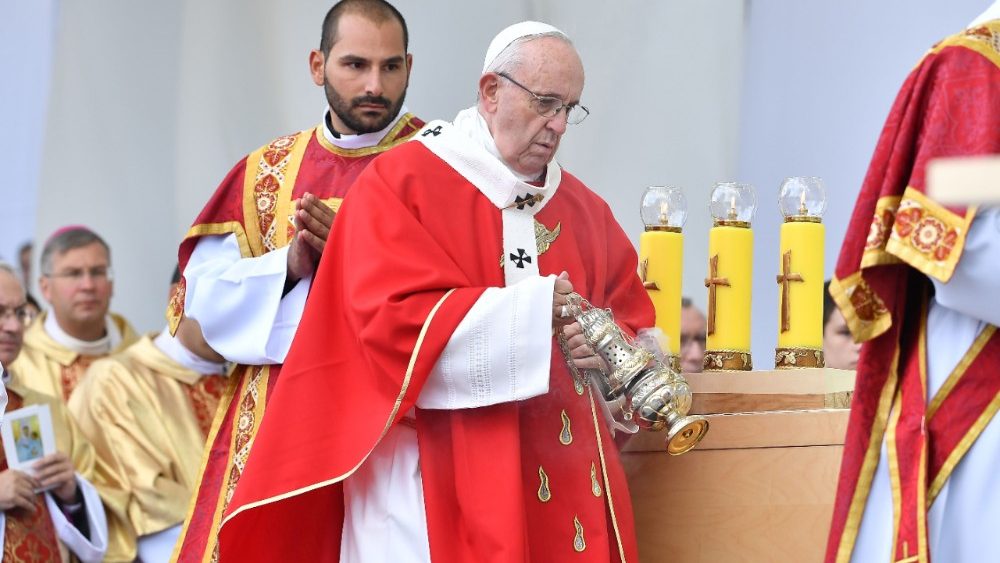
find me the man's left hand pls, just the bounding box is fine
[32,453,77,504]
[562,322,608,372]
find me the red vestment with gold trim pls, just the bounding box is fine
[171,116,424,563]
[826,22,1000,563]
[216,140,654,562]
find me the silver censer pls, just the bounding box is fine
[561,293,708,455]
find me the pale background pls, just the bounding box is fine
[0,0,989,366]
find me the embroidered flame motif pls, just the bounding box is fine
[559,410,573,445]
[573,516,586,552]
[590,462,602,497]
[537,466,552,503]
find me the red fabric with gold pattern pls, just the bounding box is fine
[183,375,226,438]
[826,22,1000,563]
[888,317,1000,562]
[217,141,653,562]
[0,391,60,563]
[171,115,424,563]
[166,116,425,331]
[58,356,98,401]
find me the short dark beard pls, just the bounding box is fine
[324,78,407,134]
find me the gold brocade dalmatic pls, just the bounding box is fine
[10,311,138,401]
[68,334,226,562]
[2,380,100,562]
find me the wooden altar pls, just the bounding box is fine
[621,368,855,562]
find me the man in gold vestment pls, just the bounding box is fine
[69,269,227,562]
[11,227,137,402]
[0,263,109,562]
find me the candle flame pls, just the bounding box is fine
[799,190,807,215]
[659,201,669,224]
[728,196,738,220]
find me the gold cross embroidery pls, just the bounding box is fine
[639,258,659,290]
[704,254,730,336]
[775,250,804,333]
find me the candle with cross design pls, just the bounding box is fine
[639,186,687,372]
[703,182,756,371]
[775,177,826,368]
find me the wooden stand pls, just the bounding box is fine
[622,368,854,562]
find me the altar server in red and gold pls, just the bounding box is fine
[826,6,1000,563]
[217,21,656,563]
[168,1,423,561]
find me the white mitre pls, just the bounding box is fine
[481,21,568,73]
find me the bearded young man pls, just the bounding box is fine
[215,21,655,563]
[168,1,423,560]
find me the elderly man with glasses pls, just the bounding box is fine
[0,263,109,562]
[11,227,137,403]
[216,21,655,562]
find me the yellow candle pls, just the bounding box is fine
[639,229,683,358]
[775,220,825,363]
[774,177,827,368]
[639,186,688,371]
[704,224,753,370]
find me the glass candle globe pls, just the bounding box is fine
[709,182,756,225]
[778,176,827,220]
[640,186,688,230]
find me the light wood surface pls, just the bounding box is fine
[622,369,854,562]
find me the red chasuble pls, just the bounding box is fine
[216,139,655,562]
[826,22,1000,563]
[170,115,423,563]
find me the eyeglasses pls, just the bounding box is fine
[497,72,589,125]
[44,266,113,284]
[0,304,32,325]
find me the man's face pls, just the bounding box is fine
[39,242,113,333]
[680,306,707,373]
[0,272,26,367]
[824,308,861,370]
[481,38,584,179]
[310,13,411,135]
